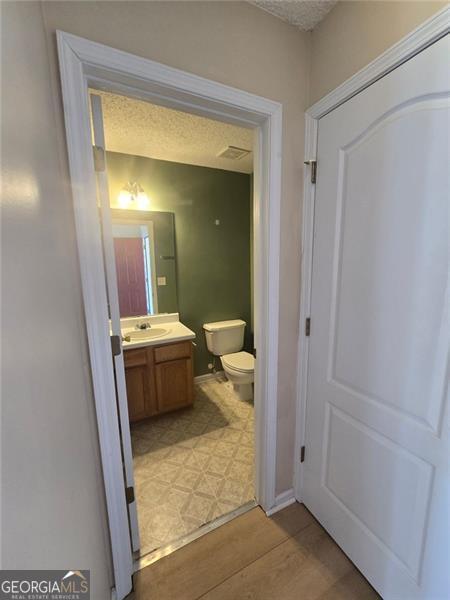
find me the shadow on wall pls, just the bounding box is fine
[107,151,253,375]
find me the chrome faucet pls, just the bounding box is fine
[136,322,151,330]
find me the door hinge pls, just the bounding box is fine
[125,486,135,504]
[300,446,306,463]
[305,317,311,337]
[110,334,122,357]
[304,160,317,184]
[92,145,106,172]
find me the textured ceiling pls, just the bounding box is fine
[94,91,254,174]
[251,0,337,31]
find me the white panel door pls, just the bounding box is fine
[303,36,449,599]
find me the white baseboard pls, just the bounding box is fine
[265,488,296,516]
[194,371,225,384]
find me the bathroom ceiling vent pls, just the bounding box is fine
[217,145,251,160]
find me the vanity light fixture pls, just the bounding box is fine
[118,181,150,209]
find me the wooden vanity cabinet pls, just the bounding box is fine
[123,340,194,422]
[123,348,158,422]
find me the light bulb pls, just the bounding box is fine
[137,192,150,210]
[118,190,131,208]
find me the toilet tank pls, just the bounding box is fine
[203,319,246,356]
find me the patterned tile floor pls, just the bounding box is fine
[131,377,254,557]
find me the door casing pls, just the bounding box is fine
[57,31,283,600]
[294,5,449,504]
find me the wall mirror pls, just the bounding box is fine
[110,209,178,317]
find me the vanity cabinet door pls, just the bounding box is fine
[124,342,194,421]
[155,357,194,413]
[125,364,149,423]
[123,348,157,422]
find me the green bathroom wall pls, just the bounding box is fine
[106,151,252,375]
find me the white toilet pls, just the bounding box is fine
[203,319,255,401]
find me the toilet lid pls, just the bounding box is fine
[222,351,254,373]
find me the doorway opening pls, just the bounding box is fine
[57,30,282,599]
[92,88,257,563]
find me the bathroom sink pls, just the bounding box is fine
[122,328,169,342]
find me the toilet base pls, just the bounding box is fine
[221,356,254,402]
[233,382,253,402]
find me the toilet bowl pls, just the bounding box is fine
[203,319,255,401]
[220,351,255,401]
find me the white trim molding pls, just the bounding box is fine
[265,489,296,516]
[294,6,450,503]
[293,112,318,502]
[57,31,282,599]
[309,6,450,119]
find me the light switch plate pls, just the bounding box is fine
[157,276,167,286]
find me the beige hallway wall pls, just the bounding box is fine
[309,0,447,104]
[1,2,113,597]
[2,2,309,597]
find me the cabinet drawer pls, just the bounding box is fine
[154,341,192,364]
[123,348,148,368]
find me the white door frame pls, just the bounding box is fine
[57,31,282,599]
[294,6,449,501]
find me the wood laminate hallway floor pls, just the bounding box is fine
[132,502,380,600]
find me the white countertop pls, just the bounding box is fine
[121,317,195,351]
